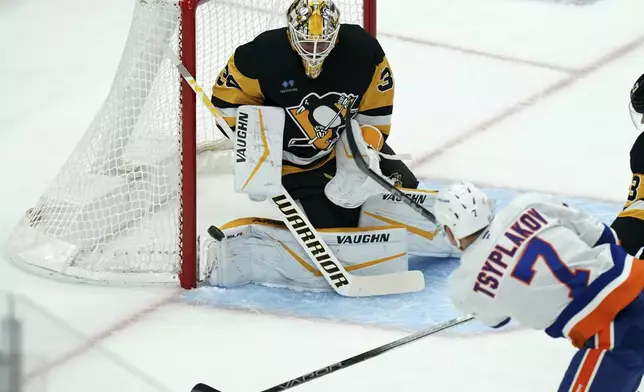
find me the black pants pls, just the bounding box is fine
[611,217,644,256]
[282,142,418,228]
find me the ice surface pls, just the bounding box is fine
[186,181,623,333]
[1,0,644,391]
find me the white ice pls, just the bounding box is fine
[1,0,643,390]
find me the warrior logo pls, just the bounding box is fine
[286,92,358,151]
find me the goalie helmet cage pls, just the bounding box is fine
[5,0,377,289]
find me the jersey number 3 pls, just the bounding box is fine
[377,67,394,92]
[511,237,590,298]
[628,175,641,202]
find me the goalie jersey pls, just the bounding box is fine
[611,131,644,257]
[210,24,394,172]
[448,194,644,348]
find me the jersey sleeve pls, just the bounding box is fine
[612,132,644,255]
[526,195,618,248]
[355,44,394,139]
[211,48,265,129]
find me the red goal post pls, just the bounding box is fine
[6,0,378,289]
[179,0,377,288]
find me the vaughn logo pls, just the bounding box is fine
[271,194,349,288]
[235,111,248,163]
[383,193,427,204]
[337,233,390,244]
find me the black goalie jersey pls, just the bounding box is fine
[210,24,394,175]
[611,132,644,257]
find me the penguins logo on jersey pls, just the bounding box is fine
[287,92,358,151]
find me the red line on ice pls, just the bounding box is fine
[410,33,644,170]
[23,293,178,383]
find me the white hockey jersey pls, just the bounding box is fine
[448,193,644,348]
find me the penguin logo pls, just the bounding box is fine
[287,92,358,151]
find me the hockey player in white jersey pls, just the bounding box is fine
[434,183,644,392]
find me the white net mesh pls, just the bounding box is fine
[5,0,368,286]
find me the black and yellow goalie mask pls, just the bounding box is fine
[287,0,341,79]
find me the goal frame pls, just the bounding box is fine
[178,0,377,289]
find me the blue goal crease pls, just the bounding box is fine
[183,183,623,333]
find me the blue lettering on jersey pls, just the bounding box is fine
[472,208,549,298]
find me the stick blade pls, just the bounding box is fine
[344,270,425,297]
[191,383,222,392]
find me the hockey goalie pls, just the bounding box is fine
[200,0,455,292]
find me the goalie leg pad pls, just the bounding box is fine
[206,218,409,290]
[233,105,285,200]
[359,188,458,258]
[324,121,389,209]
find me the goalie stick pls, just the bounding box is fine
[164,46,425,297]
[190,314,475,392]
[344,116,437,224]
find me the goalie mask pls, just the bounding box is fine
[287,0,340,79]
[630,73,644,132]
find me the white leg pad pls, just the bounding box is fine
[206,218,409,291]
[359,189,458,258]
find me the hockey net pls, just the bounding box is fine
[5,0,376,288]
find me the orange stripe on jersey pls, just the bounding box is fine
[569,349,605,392]
[568,257,644,348]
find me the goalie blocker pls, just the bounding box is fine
[202,105,455,291]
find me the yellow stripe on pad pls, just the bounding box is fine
[279,239,406,277]
[363,211,439,240]
[241,109,270,191]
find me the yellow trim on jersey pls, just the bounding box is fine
[282,151,336,176]
[359,56,394,136]
[223,116,236,128]
[279,239,406,277]
[618,209,644,221]
[624,173,643,209]
[241,110,270,191]
[212,55,264,109]
[372,124,391,136]
[363,211,439,240]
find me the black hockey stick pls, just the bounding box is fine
[190,314,474,392]
[344,116,437,224]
